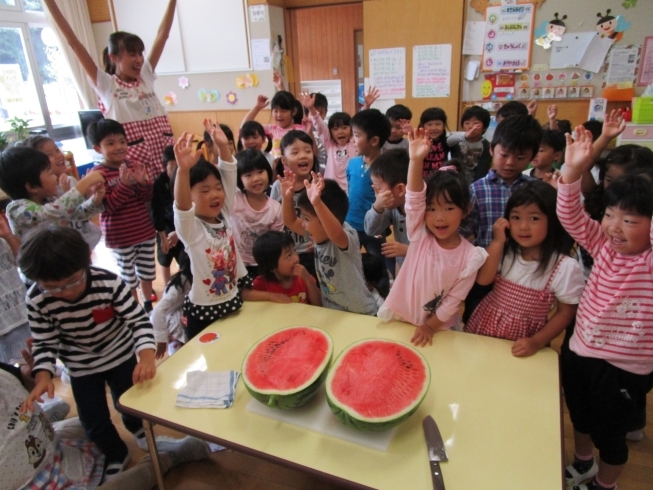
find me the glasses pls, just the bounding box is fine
[40,270,86,295]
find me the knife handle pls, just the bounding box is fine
[430,461,446,490]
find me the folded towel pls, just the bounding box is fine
[175,370,240,409]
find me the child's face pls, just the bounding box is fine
[424,193,465,249]
[240,168,269,195]
[490,144,533,184]
[242,133,265,151]
[38,268,87,302]
[371,175,406,209]
[388,118,404,143]
[38,140,67,176]
[601,206,652,256]
[190,173,226,223]
[462,117,484,133]
[531,144,560,171]
[34,165,59,200]
[94,134,128,167]
[603,165,625,189]
[352,126,378,156]
[282,140,314,179]
[274,245,299,279]
[113,50,144,81]
[508,203,548,255]
[165,159,177,179]
[273,107,294,129]
[422,120,445,141]
[300,209,328,244]
[330,123,351,147]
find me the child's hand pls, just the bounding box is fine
[527,99,538,116]
[547,104,557,121]
[305,171,324,205]
[81,170,105,187]
[542,170,560,189]
[90,183,105,206]
[174,132,202,171]
[203,118,229,150]
[293,264,312,282]
[363,86,380,108]
[0,215,13,239]
[59,173,71,192]
[411,324,435,347]
[408,128,432,162]
[269,293,293,304]
[277,169,297,201]
[255,94,270,110]
[491,217,510,245]
[155,342,167,360]
[133,349,156,384]
[302,117,314,135]
[465,123,483,141]
[372,184,394,212]
[167,231,179,248]
[511,337,541,357]
[399,119,413,135]
[272,71,285,91]
[601,109,626,141]
[564,126,594,177]
[381,241,408,258]
[119,164,133,186]
[159,231,170,254]
[21,371,54,413]
[299,91,315,109]
[130,162,147,185]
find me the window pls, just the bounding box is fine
[0,0,82,141]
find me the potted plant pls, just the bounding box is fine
[9,117,31,142]
[0,133,7,151]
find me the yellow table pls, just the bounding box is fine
[118,302,563,489]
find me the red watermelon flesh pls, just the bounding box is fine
[244,328,331,391]
[329,340,428,418]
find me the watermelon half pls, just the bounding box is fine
[242,326,333,409]
[326,339,430,431]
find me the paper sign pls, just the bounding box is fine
[588,97,608,121]
[412,44,451,98]
[249,5,265,22]
[578,36,614,73]
[482,4,535,71]
[550,33,612,73]
[637,36,653,86]
[463,21,486,55]
[251,39,271,71]
[369,48,406,99]
[606,46,639,86]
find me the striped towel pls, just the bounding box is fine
[175,370,240,409]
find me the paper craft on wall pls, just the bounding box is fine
[549,32,613,73]
[369,48,406,99]
[482,4,535,71]
[236,73,259,89]
[595,10,630,44]
[163,91,177,106]
[622,0,637,9]
[198,89,219,103]
[534,13,567,50]
[226,92,238,105]
[178,76,189,89]
[482,73,515,100]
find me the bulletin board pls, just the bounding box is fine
[462,0,651,108]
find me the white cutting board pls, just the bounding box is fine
[245,387,397,452]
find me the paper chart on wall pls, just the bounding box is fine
[638,36,653,86]
[412,44,451,98]
[369,48,406,99]
[251,39,271,71]
[606,46,639,87]
[481,4,535,72]
[463,21,486,56]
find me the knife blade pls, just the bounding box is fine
[423,415,448,490]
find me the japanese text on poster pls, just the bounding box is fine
[412,44,451,98]
[606,46,639,87]
[482,4,535,72]
[369,48,406,99]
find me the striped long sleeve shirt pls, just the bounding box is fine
[557,179,653,375]
[27,266,155,378]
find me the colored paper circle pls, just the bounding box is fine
[199,332,220,344]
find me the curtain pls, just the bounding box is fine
[43,0,100,110]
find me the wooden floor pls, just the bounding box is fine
[51,239,653,489]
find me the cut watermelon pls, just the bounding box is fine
[326,339,430,431]
[242,326,333,409]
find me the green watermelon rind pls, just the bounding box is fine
[241,326,333,410]
[325,339,431,432]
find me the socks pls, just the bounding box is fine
[592,476,616,490]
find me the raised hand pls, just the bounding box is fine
[527,99,538,116]
[203,118,229,149]
[305,171,324,205]
[547,104,558,121]
[299,91,315,110]
[465,123,483,140]
[272,71,285,91]
[491,217,510,245]
[59,173,71,193]
[119,164,132,186]
[255,94,270,110]
[363,86,380,108]
[302,117,314,135]
[399,119,413,135]
[372,183,394,212]
[408,128,432,162]
[601,109,626,141]
[277,169,297,201]
[562,126,594,184]
[174,132,202,171]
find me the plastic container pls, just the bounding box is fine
[632,97,653,124]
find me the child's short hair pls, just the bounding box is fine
[361,252,385,286]
[424,161,470,212]
[598,144,653,182]
[419,107,448,129]
[189,158,222,188]
[604,173,653,217]
[235,149,273,191]
[491,114,542,160]
[540,129,566,153]
[270,90,296,112]
[238,121,272,152]
[252,230,295,282]
[17,135,53,151]
[327,112,352,133]
[503,180,573,276]
[556,119,572,136]
[277,130,318,177]
[0,147,51,200]
[17,227,91,282]
[385,104,412,122]
[312,93,328,111]
[351,109,391,147]
[162,145,175,165]
[369,149,409,187]
[461,106,491,131]
[88,119,126,146]
[582,120,603,142]
[297,178,348,223]
[496,101,528,120]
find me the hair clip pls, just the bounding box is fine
[439,165,457,173]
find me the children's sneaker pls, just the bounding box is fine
[626,429,644,441]
[61,367,71,385]
[157,436,211,467]
[571,478,617,490]
[103,454,130,482]
[565,457,598,487]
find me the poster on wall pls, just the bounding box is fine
[605,46,639,87]
[369,48,406,99]
[637,36,653,86]
[412,44,452,98]
[481,4,535,72]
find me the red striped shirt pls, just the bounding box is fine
[557,179,653,375]
[92,163,156,248]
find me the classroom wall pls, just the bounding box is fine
[363,0,465,126]
[461,0,652,127]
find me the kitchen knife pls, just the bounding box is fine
[423,415,448,490]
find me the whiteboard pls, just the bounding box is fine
[112,0,250,74]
